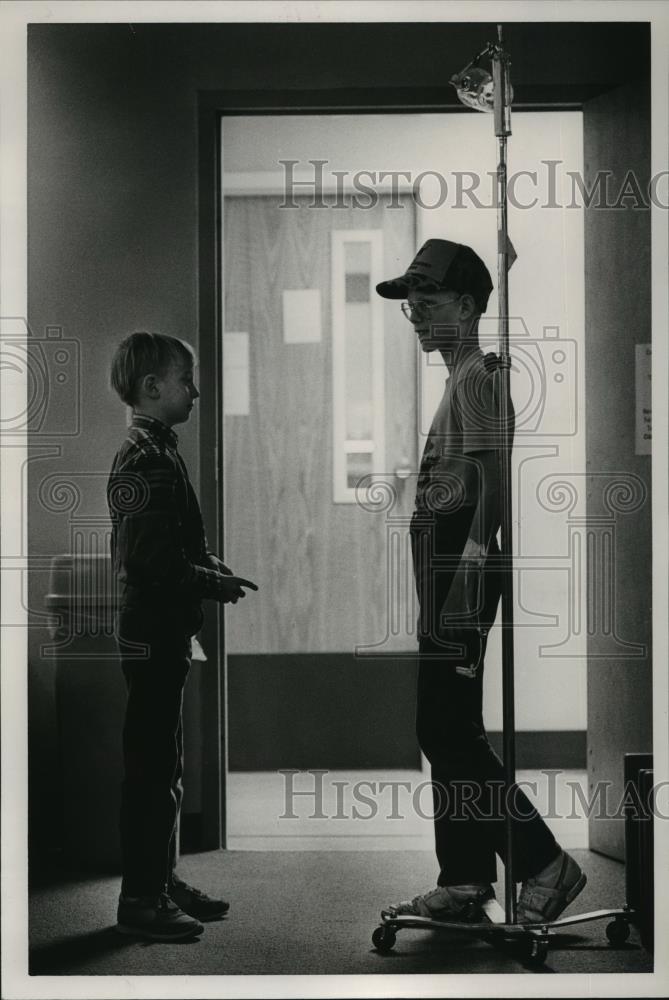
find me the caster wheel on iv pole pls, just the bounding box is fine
[606,916,631,947]
[522,934,549,966]
[372,924,396,953]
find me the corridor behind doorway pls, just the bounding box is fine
[220,112,587,842]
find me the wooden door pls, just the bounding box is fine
[222,194,421,769]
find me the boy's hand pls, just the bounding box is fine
[217,575,258,604]
[208,553,234,575]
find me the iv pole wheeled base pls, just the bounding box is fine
[371,900,636,967]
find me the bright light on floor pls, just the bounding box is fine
[227,768,589,851]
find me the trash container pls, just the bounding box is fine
[44,553,127,871]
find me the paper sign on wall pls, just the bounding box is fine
[635,343,651,455]
[224,332,250,416]
[283,289,321,343]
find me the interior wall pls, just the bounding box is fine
[583,80,653,860]
[27,26,205,855]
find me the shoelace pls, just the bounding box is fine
[172,880,207,899]
[518,881,540,903]
[422,888,440,901]
[158,892,180,912]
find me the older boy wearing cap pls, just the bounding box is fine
[375,240,586,924]
[108,332,257,941]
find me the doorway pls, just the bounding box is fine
[219,112,587,849]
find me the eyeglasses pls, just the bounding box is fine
[400,296,460,322]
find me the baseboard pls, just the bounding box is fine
[488,730,586,770]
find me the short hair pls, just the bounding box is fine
[110,331,197,407]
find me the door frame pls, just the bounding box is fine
[196,90,462,849]
[196,88,605,851]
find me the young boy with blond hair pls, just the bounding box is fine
[108,331,256,941]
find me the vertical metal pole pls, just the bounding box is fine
[493,25,517,925]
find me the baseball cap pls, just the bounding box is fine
[376,239,493,313]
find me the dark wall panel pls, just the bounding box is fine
[228,655,420,770]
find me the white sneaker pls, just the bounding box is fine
[382,883,495,921]
[517,850,587,924]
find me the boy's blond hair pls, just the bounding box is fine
[110,331,197,407]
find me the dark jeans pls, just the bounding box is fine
[411,506,560,886]
[115,608,192,897]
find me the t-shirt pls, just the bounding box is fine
[414,349,515,515]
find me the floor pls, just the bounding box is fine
[227,767,590,851]
[28,849,652,977]
[24,768,655,981]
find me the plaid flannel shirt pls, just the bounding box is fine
[107,413,228,632]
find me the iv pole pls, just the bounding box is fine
[450,23,518,925]
[491,24,517,929]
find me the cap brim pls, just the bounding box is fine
[375,276,410,299]
[375,275,441,299]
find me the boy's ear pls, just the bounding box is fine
[140,373,161,398]
[459,293,476,319]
